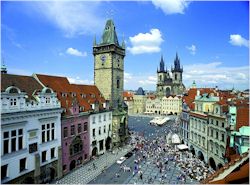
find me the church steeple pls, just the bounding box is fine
[101,19,119,46]
[172,52,183,72]
[158,55,165,73]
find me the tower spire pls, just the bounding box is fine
[159,54,165,72]
[93,34,97,46]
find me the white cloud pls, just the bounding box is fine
[186,44,196,55]
[183,62,249,90]
[68,77,93,85]
[127,29,164,55]
[124,72,133,83]
[138,76,157,85]
[229,34,249,47]
[66,48,87,57]
[35,1,105,37]
[152,0,190,15]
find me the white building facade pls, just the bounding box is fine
[89,111,112,156]
[1,74,62,184]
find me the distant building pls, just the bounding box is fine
[156,54,185,97]
[1,74,62,184]
[123,91,134,115]
[133,87,147,114]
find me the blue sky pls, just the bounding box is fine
[1,0,249,90]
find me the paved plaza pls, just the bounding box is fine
[56,146,132,184]
[57,115,201,184]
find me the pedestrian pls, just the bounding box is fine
[93,163,96,170]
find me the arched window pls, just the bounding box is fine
[175,74,177,80]
[159,75,162,81]
[9,88,18,93]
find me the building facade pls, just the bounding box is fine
[133,87,147,114]
[123,91,134,115]
[207,102,228,170]
[1,74,62,184]
[93,19,128,146]
[189,91,219,164]
[156,54,185,97]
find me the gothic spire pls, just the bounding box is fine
[159,54,165,72]
[101,19,119,46]
[93,34,97,46]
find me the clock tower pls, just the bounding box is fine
[93,19,128,146]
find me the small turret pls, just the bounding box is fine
[1,58,7,74]
[122,34,125,49]
[158,55,165,73]
[93,34,97,46]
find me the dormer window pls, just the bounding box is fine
[91,104,95,110]
[71,92,76,97]
[10,98,17,106]
[91,94,95,98]
[61,93,67,97]
[79,106,84,111]
[9,88,18,93]
[81,94,86,98]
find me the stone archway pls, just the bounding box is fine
[198,151,204,161]
[70,160,76,171]
[209,157,216,170]
[50,167,56,181]
[105,137,112,151]
[92,147,98,156]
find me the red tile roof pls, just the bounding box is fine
[1,74,43,100]
[201,152,249,184]
[236,105,249,131]
[35,74,106,114]
[123,91,134,101]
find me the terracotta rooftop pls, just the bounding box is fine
[35,74,106,114]
[201,152,249,184]
[123,91,134,101]
[1,73,43,100]
[236,105,249,131]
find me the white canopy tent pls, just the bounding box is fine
[177,144,189,150]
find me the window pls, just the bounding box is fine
[20,158,26,172]
[92,116,96,124]
[99,140,104,151]
[99,115,101,122]
[63,127,68,138]
[104,114,106,121]
[84,122,88,132]
[42,151,46,163]
[1,165,7,179]
[71,125,75,136]
[109,124,111,131]
[45,97,50,104]
[221,134,224,142]
[93,129,95,137]
[222,122,224,128]
[85,154,88,159]
[104,126,106,133]
[78,124,82,134]
[42,123,54,142]
[109,113,111,120]
[211,129,213,137]
[175,74,177,80]
[3,129,23,154]
[117,79,120,89]
[216,132,218,139]
[216,121,219,126]
[10,98,17,106]
[51,148,55,159]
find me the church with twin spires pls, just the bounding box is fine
[156,53,185,97]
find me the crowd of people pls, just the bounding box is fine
[126,118,214,184]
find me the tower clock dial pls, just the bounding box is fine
[100,54,106,63]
